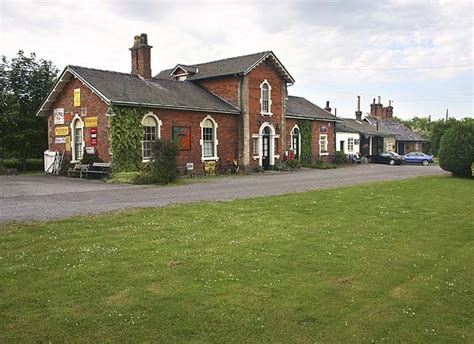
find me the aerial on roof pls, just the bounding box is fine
[286,96,340,121]
[366,117,428,142]
[36,65,240,117]
[336,118,387,136]
[155,51,295,83]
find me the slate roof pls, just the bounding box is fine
[286,96,340,121]
[36,66,241,116]
[366,117,428,142]
[336,118,387,136]
[155,51,295,83]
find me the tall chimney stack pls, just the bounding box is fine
[324,101,332,113]
[378,96,381,104]
[355,95,362,121]
[130,33,152,79]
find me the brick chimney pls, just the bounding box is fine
[324,101,332,113]
[355,95,362,121]
[130,33,152,79]
[370,97,383,118]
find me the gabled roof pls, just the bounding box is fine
[366,117,428,142]
[170,64,198,76]
[336,118,387,136]
[286,96,340,122]
[36,65,241,117]
[155,51,295,83]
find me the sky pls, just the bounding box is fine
[0,0,472,120]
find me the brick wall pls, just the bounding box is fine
[196,76,240,107]
[48,77,110,162]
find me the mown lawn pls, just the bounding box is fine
[0,176,472,343]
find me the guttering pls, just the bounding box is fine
[110,100,241,115]
[286,115,342,122]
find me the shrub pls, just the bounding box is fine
[80,151,102,165]
[333,151,348,165]
[439,121,474,178]
[147,139,179,184]
[285,159,301,170]
[3,158,43,171]
[107,171,142,184]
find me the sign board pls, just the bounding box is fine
[186,162,194,171]
[85,147,96,154]
[320,126,327,133]
[84,117,98,128]
[204,161,216,176]
[74,88,81,107]
[55,126,69,136]
[54,108,64,125]
[55,137,66,144]
[172,126,191,150]
[91,138,97,146]
[65,136,71,151]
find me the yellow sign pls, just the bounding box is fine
[55,126,69,136]
[65,136,71,151]
[84,117,98,128]
[74,88,81,107]
[204,161,217,176]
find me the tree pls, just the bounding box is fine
[438,120,474,178]
[0,51,58,169]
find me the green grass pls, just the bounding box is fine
[1,176,473,343]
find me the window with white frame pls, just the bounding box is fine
[253,137,259,156]
[142,114,160,160]
[291,126,300,157]
[260,80,271,114]
[72,117,84,161]
[201,117,218,160]
[348,138,354,152]
[320,134,328,155]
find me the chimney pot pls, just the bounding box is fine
[378,96,381,104]
[130,33,152,79]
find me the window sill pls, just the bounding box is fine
[202,157,219,162]
[260,112,273,116]
[253,156,260,160]
[319,153,329,156]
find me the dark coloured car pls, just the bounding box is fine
[368,151,405,165]
[403,152,434,166]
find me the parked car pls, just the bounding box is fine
[403,152,434,166]
[368,151,405,165]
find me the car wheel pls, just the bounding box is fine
[422,160,429,166]
[389,159,395,165]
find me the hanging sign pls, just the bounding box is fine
[84,117,98,128]
[74,88,81,107]
[85,147,96,154]
[55,126,69,136]
[91,138,98,146]
[54,108,64,125]
[65,136,71,151]
[55,137,66,144]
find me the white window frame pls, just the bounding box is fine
[319,134,329,156]
[260,79,272,116]
[200,115,219,161]
[290,124,301,158]
[70,114,85,162]
[347,137,354,152]
[141,112,162,161]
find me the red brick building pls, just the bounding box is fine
[37,33,339,173]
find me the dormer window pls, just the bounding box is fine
[176,75,187,81]
[260,80,272,115]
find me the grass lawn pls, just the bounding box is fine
[0,176,472,343]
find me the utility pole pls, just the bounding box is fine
[445,108,449,121]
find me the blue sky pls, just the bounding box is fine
[1,0,472,120]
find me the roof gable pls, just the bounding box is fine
[155,51,295,83]
[365,117,428,141]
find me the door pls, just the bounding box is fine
[397,142,405,155]
[339,140,345,152]
[262,127,270,170]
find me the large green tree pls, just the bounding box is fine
[0,51,58,169]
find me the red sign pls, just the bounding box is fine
[91,138,97,146]
[91,127,97,134]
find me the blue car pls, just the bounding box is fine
[403,152,434,166]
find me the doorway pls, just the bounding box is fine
[262,127,271,170]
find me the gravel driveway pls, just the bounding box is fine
[0,164,447,222]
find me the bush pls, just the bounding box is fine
[107,171,142,184]
[285,159,301,170]
[80,150,103,165]
[3,159,43,171]
[439,121,474,178]
[333,151,348,165]
[303,161,338,169]
[147,139,179,184]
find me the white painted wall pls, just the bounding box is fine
[336,132,360,154]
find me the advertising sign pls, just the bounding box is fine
[65,136,71,151]
[74,88,81,107]
[55,137,66,144]
[54,108,64,125]
[55,126,69,136]
[172,126,191,150]
[84,117,98,128]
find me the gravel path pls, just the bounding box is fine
[0,164,447,222]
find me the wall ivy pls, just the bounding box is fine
[298,120,313,165]
[110,106,147,173]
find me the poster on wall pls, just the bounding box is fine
[65,136,71,151]
[74,88,81,107]
[54,108,64,125]
[85,117,98,128]
[172,126,191,150]
[55,126,69,136]
[55,137,66,144]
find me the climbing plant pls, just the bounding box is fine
[110,106,147,173]
[298,120,313,165]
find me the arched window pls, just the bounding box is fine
[142,113,160,160]
[71,116,84,162]
[291,125,300,158]
[260,80,272,114]
[200,116,218,160]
